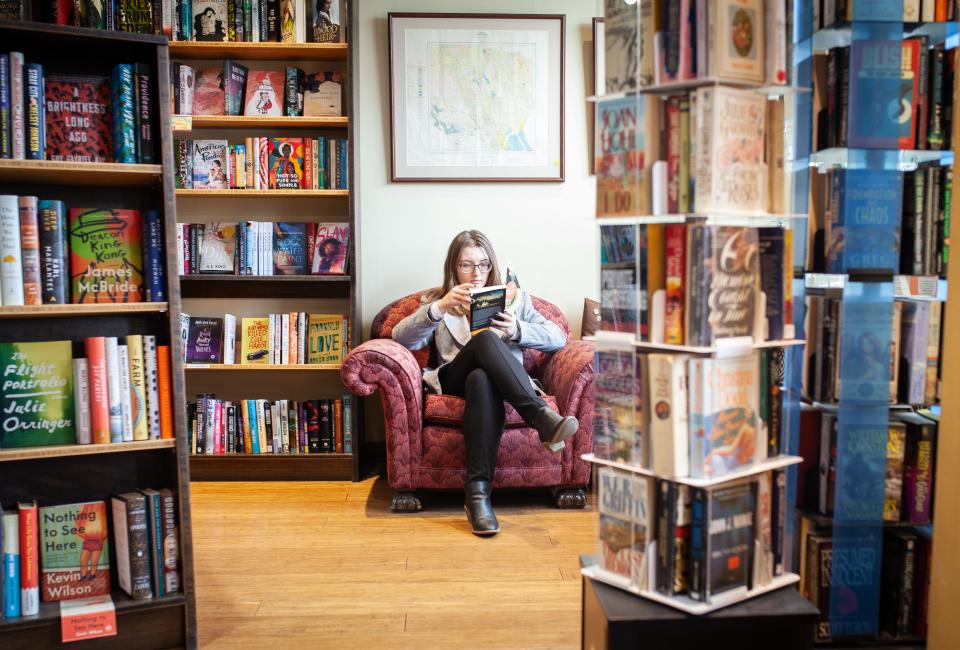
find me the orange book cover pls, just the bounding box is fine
[157,345,174,439]
[85,337,111,444]
[334,399,343,453]
[665,224,686,344]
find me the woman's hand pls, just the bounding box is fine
[490,310,518,340]
[433,283,474,317]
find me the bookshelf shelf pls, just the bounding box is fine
[805,273,948,301]
[184,363,342,371]
[809,147,954,172]
[179,275,351,298]
[175,189,349,198]
[811,21,959,53]
[174,115,348,131]
[595,213,807,228]
[0,159,162,186]
[168,41,349,61]
[0,439,176,463]
[583,453,804,488]
[589,81,810,102]
[189,452,353,480]
[0,302,169,318]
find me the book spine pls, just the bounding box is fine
[159,490,179,593]
[157,345,174,439]
[18,503,38,616]
[18,196,42,305]
[71,357,92,444]
[127,335,149,441]
[0,195,24,306]
[105,337,125,442]
[688,487,707,601]
[114,496,153,599]
[656,480,675,595]
[247,399,260,454]
[10,53,24,160]
[112,64,137,163]
[342,394,353,453]
[224,313,236,364]
[143,210,166,302]
[142,336,161,440]
[24,63,43,161]
[118,344,135,444]
[664,224,685,344]
[334,398,343,453]
[85,337,111,444]
[145,493,164,598]
[0,54,10,159]
[134,64,155,163]
[772,469,787,576]
[2,512,20,618]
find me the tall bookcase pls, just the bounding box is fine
[0,21,197,649]
[168,4,360,482]
[797,5,956,646]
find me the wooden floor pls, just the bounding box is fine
[191,477,597,649]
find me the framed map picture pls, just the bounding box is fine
[388,13,565,182]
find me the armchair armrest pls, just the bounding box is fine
[540,340,595,486]
[341,339,424,489]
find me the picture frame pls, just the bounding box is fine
[388,13,565,182]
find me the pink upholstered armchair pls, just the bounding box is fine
[341,290,595,512]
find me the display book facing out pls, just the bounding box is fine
[172,3,359,481]
[587,0,804,615]
[0,21,195,650]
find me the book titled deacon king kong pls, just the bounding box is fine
[69,208,143,303]
[0,340,74,448]
[38,501,110,602]
[44,74,112,163]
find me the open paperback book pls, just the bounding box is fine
[468,263,525,335]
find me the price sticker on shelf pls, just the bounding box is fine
[60,595,117,643]
[171,115,192,132]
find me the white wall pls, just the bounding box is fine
[356,0,599,339]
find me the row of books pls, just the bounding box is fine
[597,465,788,604]
[816,0,957,30]
[181,312,348,365]
[171,0,344,43]
[176,137,348,190]
[0,492,180,619]
[818,41,954,152]
[172,62,341,117]
[594,347,785,480]
[0,197,165,305]
[798,511,934,642]
[0,337,176,449]
[602,0,789,93]
[806,296,942,406]
[597,88,779,218]
[179,221,349,275]
[0,54,155,163]
[600,224,794,345]
[188,395,353,455]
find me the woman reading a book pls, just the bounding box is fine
[391,230,578,536]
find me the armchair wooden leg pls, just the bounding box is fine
[552,487,587,509]
[390,491,422,513]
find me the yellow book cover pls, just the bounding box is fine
[125,335,149,441]
[308,314,344,365]
[646,224,666,332]
[240,317,270,364]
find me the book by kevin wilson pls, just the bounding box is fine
[268,138,304,189]
[68,209,143,303]
[38,501,110,602]
[44,74,112,162]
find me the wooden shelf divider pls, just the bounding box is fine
[0,302,169,319]
[189,453,354,481]
[185,363,342,371]
[176,189,349,198]
[0,439,176,463]
[176,115,348,130]
[179,275,350,298]
[169,41,348,60]
[0,159,162,186]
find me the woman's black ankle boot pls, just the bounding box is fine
[464,479,500,536]
[533,407,579,452]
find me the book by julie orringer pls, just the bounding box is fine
[311,223,349,274]
[272,222,308,274]
[0,340,74,448]
[68,208,143,303]
[38,501,110,602]
[44,74,112,162]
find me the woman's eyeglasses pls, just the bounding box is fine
[458,261,492,273]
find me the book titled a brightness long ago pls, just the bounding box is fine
[469,285,506,336]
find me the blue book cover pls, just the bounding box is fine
[272,222,308,275]
[848,40,916,149]
[142,210,166,301]
[111,64,136,164]
[758,228,785,341]
[2,509,20,618]
[0,54,10,159]
[247,399,260,454]
[25,63,44,161]
[38,200,68,304]
[827,169,903,274]
[341,394,352,453]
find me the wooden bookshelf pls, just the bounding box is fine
[189,453,353,481]
[179,275,351,298]
[0,439,176,462]
[0,22,197,650]
[168,41,348,61]
[175,189,349,198]
[0,302,169,318]
[184,363,342,371]
[0,159,162,186]
[177,115,349,130]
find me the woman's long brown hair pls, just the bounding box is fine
[425,230,503,304]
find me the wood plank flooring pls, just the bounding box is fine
[191,477,597,649]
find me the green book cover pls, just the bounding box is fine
[0,340,75,448]
[69,208,143,304]
[39,501,110,602]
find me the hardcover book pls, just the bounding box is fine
[38,501,110,602]
[117,0,154,33]
[603,0,642,92]
[469,285,506,336]
[267,138,305,189]
[44,74,112,163]
[311,222,350,274]
[243,70,283,117]
[192,140,229,189]
[198,222,237,273]
[240,317,270,364]
[111,492,152,600]
[224,60,248,116]
[303,71,342,116]
[186,317,224,363]
[307,314,344,365]
[690,225,759,345]
[848,39,920,149]
[708,482,756,597]
[272,222,308,274]
[884,422,907,522]
[193,66,225,116]
[192,0,228,41]
[595,96,656,217]
[311,0,341,42]
[0,340,74,448]
[826,169,903,275]
[69,208,143,303]
[713,0,765,83]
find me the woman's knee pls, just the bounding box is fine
[464,368,494,395]
[471,328,504,351]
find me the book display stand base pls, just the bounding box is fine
[581,556,818,650]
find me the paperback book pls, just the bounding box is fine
[38,501,110,602]
[469,285,506,336]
